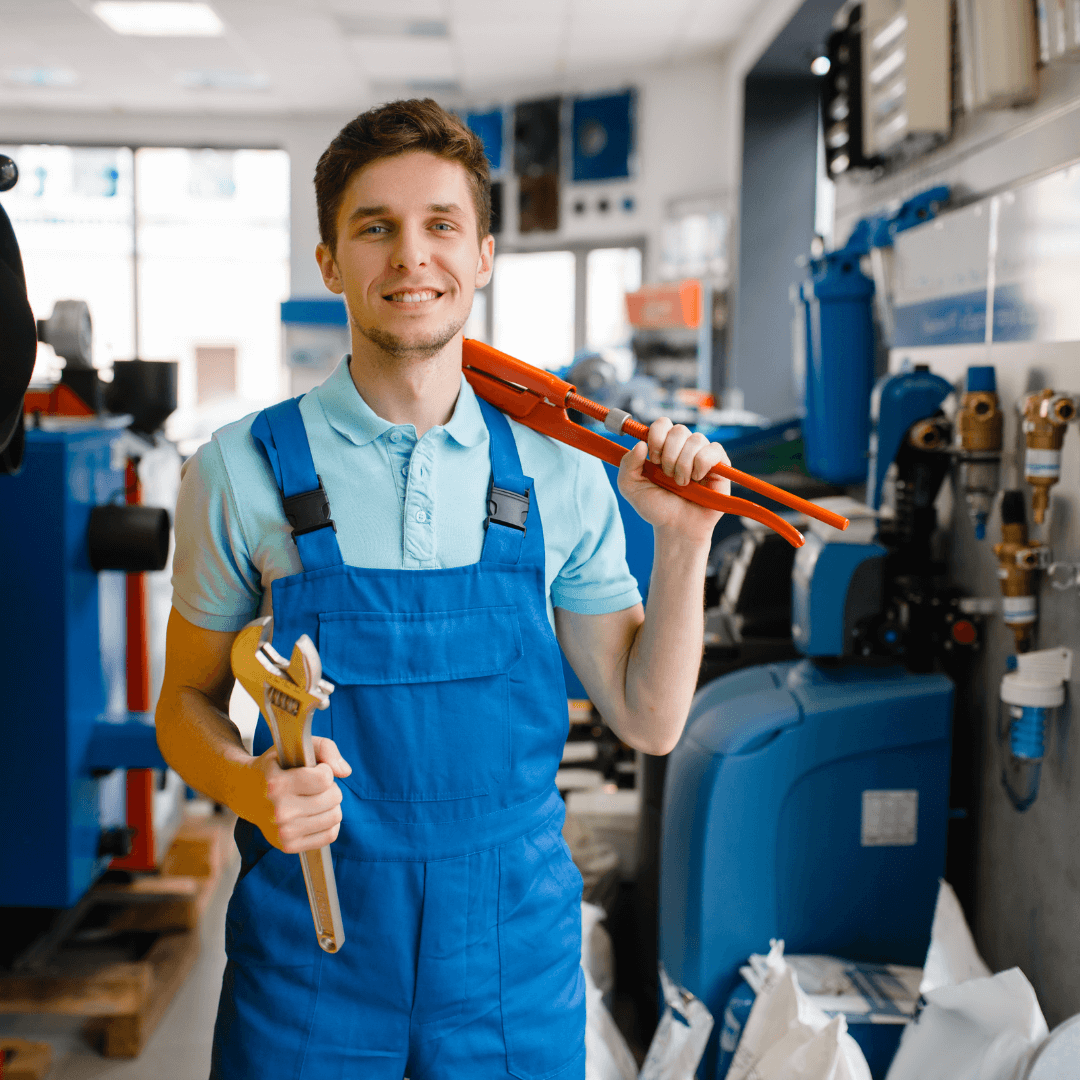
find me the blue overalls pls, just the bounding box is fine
[210,394,586,1080]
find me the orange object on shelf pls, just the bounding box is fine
[462,339,850,548]
[23,383,94,417]
[625,279,702,329]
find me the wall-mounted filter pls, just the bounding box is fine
[956,365,1002,539]
[1000,646,1072,811]
[993,490,1043,654]
[1021,389,1077,524]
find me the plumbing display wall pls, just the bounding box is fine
[834,66,1080,1026]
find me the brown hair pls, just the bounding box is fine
[314,98,491,252]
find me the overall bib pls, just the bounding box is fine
[210,395,586,1080]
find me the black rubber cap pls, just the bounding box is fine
[1001,490,1027,526]
[88,504,171,572]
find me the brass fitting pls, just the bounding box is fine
[1022,390,1078,524]
[993,490,1041,653]
[958,389,1003,452]
[908,416,951,450]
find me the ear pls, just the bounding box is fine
[316,242,344,295]
[475,234,495,289]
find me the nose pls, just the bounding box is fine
[390,221,430,272]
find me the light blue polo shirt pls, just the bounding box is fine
[171,357,642,634]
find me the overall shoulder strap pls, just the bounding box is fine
[250,396,344,572]
[476,397,541,565]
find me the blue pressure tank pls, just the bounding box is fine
[0,423,167,908]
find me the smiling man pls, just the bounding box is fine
[156,99,730,1080]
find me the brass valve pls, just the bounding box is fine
[958,390,1003,452]
[993,490,1041,653]
[1021,389,1078,524]
[957,367,1003,540]
[908,416,951,450]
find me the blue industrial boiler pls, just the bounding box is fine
[0,418,171,910]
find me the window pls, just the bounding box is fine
[489,244,643,374]
[0,143,289,451]
[492,250,576,371]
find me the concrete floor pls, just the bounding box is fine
[0,854,240,1080]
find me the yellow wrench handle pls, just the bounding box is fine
[264,695,346,954]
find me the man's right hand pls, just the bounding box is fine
[246,737,352,854]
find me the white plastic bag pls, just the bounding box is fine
[582,901,616,1001]
[726,941,871,1080]
[919,880,991,994]
[638,964,715,1080]
[582,903,637,1080]
[885,881,1048,1080]
[884,968,1048,1080]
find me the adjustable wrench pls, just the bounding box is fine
[231,616,346,954]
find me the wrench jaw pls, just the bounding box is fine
[231,617,346,954]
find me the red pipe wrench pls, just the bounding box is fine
[462,339,849,548]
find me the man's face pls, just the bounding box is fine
[317,151,494,361]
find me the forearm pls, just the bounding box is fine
[618,526,709,754]
[156,687,258,820]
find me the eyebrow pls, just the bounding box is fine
[346,202,465,224]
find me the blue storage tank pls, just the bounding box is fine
[660,659,952,1078]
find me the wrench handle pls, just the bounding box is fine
[264,697,347,954]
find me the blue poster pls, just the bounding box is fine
[466,109,503,171]
[571,91,633,182]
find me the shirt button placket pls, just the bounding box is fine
[404,437,436,567]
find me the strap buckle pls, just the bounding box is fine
[488,485,529,533]
[282,476,336,538]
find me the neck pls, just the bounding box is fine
[347,331,464,436]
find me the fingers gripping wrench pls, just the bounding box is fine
[231,617,346,954]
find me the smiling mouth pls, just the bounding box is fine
[384,289,443,304]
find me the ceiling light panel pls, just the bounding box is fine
[92,2,225,37]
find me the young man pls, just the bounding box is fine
[156,99,730,1080]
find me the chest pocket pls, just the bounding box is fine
[318,606,523,802]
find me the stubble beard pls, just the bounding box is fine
[354,315,467,363]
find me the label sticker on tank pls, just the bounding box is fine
[861,790,918,846]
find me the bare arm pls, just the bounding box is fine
[155,608,351,853]
[556,422,729,755]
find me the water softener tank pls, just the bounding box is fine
[798,250,876,485]
[660,660,952,1077]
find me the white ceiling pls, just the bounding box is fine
[0,0,758,116]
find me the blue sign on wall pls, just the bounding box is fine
[466,109,504,171]
[571,91,633,182]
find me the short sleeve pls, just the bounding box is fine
[171,438,264,632]
[549,453,642,615]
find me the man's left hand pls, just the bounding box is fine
[617,418,731,543]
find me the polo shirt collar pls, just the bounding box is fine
[314,355,487,449]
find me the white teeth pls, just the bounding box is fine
[389,290,438,303]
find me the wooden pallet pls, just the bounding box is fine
[0,810,235,1059]
[0,1038,53,1080]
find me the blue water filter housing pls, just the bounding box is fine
[799,251,876,485]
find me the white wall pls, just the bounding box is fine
[456,55,729,283]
